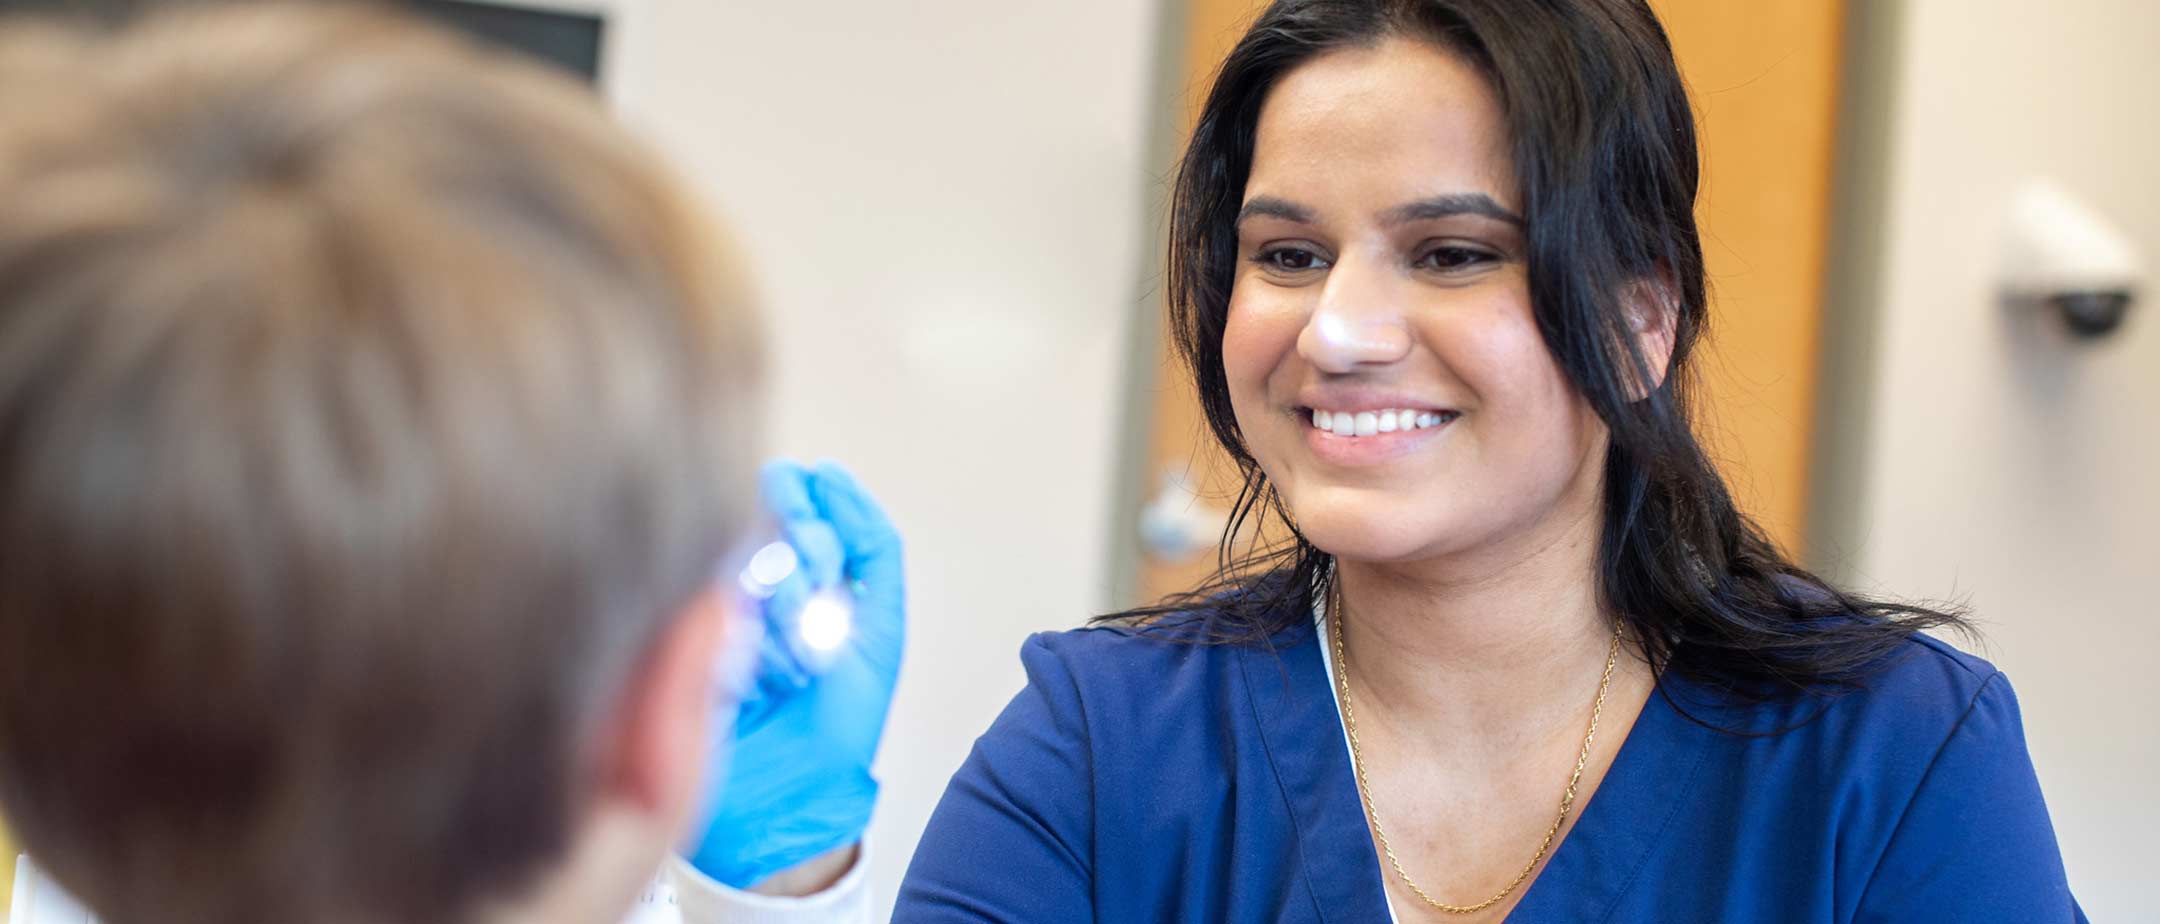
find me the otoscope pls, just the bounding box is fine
[736,537,855,668]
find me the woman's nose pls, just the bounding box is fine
[1297,260,1412,373]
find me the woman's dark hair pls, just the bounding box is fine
[1109,0,1967,696]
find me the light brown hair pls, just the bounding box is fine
[0,4,761,922]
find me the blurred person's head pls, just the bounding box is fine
[0,4,761,923]
[1150,0,1961,687]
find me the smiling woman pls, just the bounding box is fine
[891,1,2086,923]
[1224,38,1597,575]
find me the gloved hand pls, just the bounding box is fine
[685,460,906,889]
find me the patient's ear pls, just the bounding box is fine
[1621,274,1679,399]
[599,588,732,823]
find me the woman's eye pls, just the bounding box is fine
[1255,247,1328,273]
[1417,245,1498,272]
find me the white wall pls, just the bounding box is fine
[1815,1,2159,919]
[603,0,1162,914]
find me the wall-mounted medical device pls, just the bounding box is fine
[2002,179,2143,340]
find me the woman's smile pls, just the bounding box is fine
[1293,387,1463,466]
[1299,412,1457,466]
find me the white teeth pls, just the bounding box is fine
[1310,407,1454,437]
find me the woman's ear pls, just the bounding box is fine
[1622,273,1680,399]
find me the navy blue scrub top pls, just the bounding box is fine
[894,611,2086,923]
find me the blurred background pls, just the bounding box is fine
[2,0,2153,920]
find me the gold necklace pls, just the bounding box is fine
[1327,579,1623,916]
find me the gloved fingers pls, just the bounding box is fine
[756,569,817,689]
[779,517,845,591]
[807,461,903,589]
[806,461,904,659]
[731,671,784,732]
[754,629,809,698]
[758,459,817,521]
[765,457,843,589]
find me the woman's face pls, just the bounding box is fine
[1224,37,1608,568]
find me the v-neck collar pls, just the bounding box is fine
[1239,618,1713,924]
[1238,619,1394,923]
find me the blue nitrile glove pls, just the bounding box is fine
[686,459,905,889]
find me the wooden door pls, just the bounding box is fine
[1649,0,1844,555]
[1129,0,1846,605]
[2,820,13,912]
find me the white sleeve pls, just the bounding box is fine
[662,845,872,924]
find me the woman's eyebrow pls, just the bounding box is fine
[1382,193,1524,227]
[1236,195,1316,227]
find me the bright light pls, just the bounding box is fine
[797,588,854,654]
